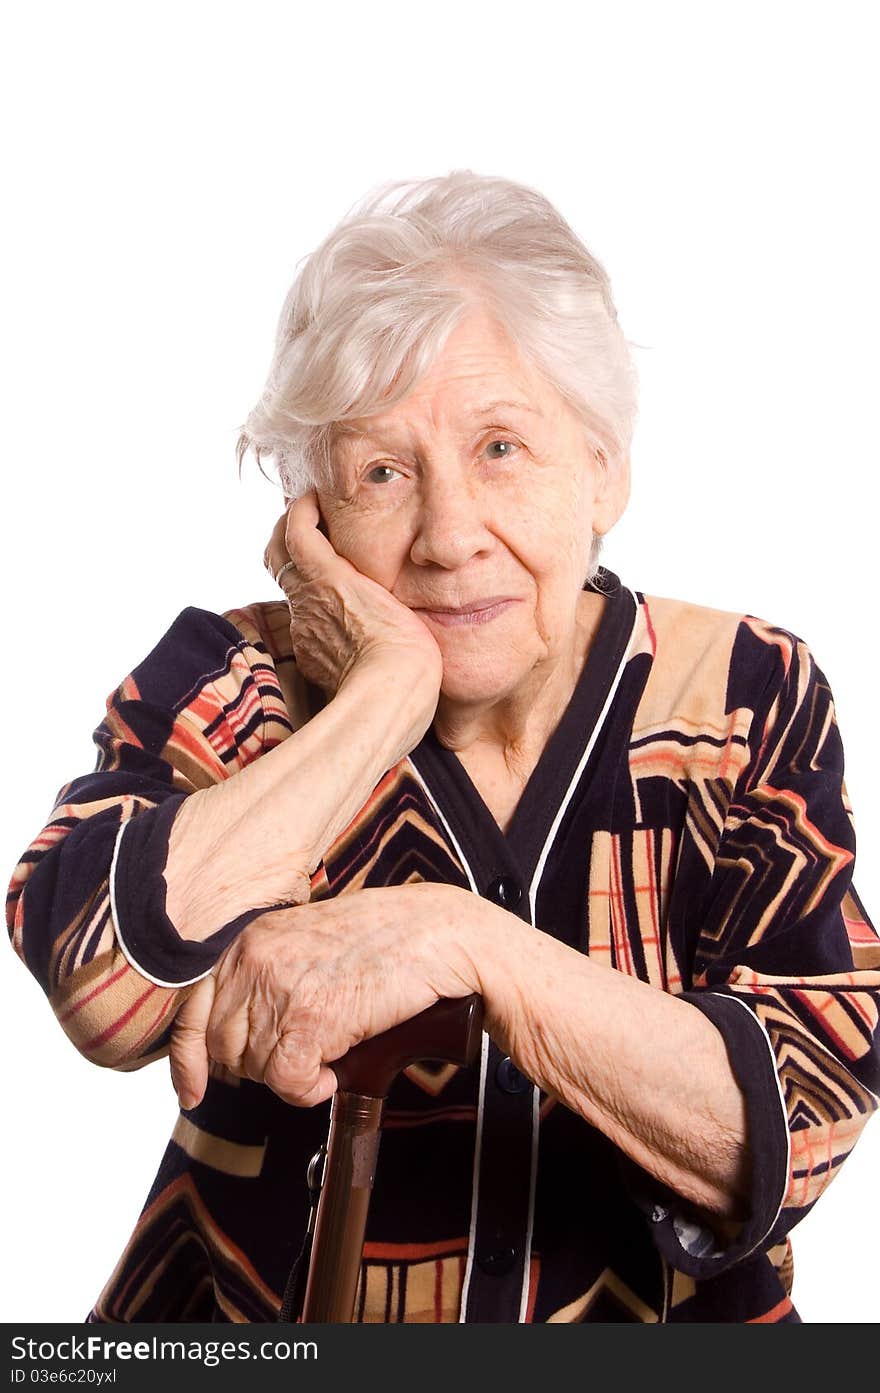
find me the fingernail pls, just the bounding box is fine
[177,1091,196,1112]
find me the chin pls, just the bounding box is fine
[438,659,523,707]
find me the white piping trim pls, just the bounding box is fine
[517,1082,541,1322]
[405,757,490,1324]
[528,591,641,921]
[459,1029,490,1322]
[515,589,641,1319]
[109,818,214,990]
[408,589,639,1323]
[705,990,791,1258]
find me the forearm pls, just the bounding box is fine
[165,660,435,942]
[473,908,751,1219]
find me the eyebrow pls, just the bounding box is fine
[335,398,542,444]
[470,399,542,416]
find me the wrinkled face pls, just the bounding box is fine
[318,308,625,705]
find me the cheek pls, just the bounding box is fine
[327,511,407,588]
[553,474,595,571]
[508,477,593,586]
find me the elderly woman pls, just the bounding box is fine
[7,171,880,1325]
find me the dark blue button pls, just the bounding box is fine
[486,876,522,909]
[476,1245,517,1277]
[495,1056,531,1094]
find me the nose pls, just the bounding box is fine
[409,465,493,570]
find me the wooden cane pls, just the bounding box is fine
[298,994,484,1323]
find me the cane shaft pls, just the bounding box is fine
[300,1091,384,1323]
[298,995,484,1323]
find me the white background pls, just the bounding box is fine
[1,1,877,1324]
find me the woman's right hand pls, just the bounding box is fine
[169,880,485,1111]
[264,489,443,718]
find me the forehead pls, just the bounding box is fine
[334,310,552,446]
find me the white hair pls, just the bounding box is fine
[237,169,639,581]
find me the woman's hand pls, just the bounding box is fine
[160,493,451,948]
[168,882,488,1111]
[263,490,443,703]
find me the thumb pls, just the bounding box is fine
[169,974,216,1111]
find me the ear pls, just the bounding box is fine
[591,447,631,537]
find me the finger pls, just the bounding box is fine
[263,1021,328,1107]
[169,974,216,1111]
[306,1065,339,1108]
[263,507,296,583]
[205,993,252,1079]
[240,1000,291,1087]
[283,489,338,580]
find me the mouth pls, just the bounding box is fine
[412,598,519,628]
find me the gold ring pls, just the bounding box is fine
[274,560,296,587]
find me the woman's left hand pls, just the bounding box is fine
[169,882,492,1111]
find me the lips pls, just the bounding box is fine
[412,597,519,627]
[413,597,512,614]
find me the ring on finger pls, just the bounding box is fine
[274,560,296,587]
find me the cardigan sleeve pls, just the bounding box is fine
[5,604,295,1071]
[622,623,880,1279]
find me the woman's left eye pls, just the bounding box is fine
[484,438,519,460]
[366,465,400,484]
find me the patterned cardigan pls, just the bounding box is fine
[7,570,880,1323]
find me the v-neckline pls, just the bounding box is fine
[408,570,637,894]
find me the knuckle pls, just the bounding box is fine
[264,1021,320,1090]
[235,932,271,972]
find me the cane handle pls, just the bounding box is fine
[328,993,484,1097]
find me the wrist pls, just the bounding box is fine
[453,894,528,1039]
[341,644,441,700]
[164,787,311,942]
[337,651,441,766]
